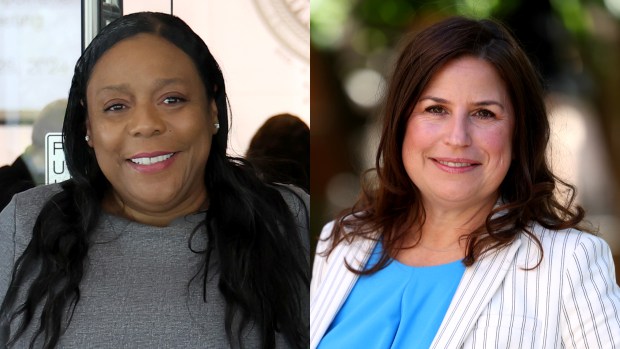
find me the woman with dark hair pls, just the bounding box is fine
[311,16,620,348]
[0,12,309,349]
[246,113,310,193]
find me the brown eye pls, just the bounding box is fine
[163,96,186,105]
[104,104,126,112]
[426,106,446,114]
[473,109,496,119]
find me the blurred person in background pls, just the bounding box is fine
[311,16,620,349]
[246,113,310,193]
[0,12,309,349]
[0,99,66,211]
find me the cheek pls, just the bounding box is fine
[91,123,122,152]
[181,118,211,144]
[180,116,213,158]
[402,123,416,163]
[402,121,434,160]
[87,121,126,169]
[482,127,513,167]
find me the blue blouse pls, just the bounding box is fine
[318,242,465,349]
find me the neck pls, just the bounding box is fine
[102,191,208,227]
[394,196,498,267]
[412,195,498,249]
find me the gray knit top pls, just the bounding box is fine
[0,183,309,348]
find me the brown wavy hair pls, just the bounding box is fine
[325,16,587,273]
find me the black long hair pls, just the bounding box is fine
[0,12,309,349]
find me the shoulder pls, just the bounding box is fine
[525,224,610,254]
[11,182,63,213]
[275,184,309,224]
[314,218,378,266]
[517,223,614,270]
[316,213,377,250]
[274,184,310,248]
[524,225,620,346]
[3,183,64,244]
[319,220,335,240]
[315,220,335,256]
[311,219,378,294]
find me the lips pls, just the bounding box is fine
[435,159,478,167]
[126,151,178,173]
[431,157,480,172]
[130,153,174,165]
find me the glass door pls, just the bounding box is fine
[0,0,82,185]
[0,0,123,191]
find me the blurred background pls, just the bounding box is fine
[310,0,620,279]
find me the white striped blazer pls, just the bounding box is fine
[310,221,620,348]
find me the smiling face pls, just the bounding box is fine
[402,56,514,212]
[85,33,218,225]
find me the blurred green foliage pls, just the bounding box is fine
[311,0,596,51]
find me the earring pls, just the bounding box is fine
[85,135,90,142]
[214,123,220,130]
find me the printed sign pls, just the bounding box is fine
[45,132,70,184]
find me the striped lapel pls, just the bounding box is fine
[430,238,523,348]
[310,236,377,349]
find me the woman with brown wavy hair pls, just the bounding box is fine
[311,16,620,349]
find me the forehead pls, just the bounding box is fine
[86,33,201,92]
[423,56,508,98]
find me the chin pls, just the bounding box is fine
[434,191,480,206]
[130,190,179,206]
[141,194,178,206]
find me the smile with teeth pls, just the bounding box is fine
[130,153,174,165]
[436,160,476,167]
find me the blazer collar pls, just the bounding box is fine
[430,237,523,348]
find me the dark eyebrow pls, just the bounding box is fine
[419,96,505,111]
[96,78,186,96]
[419,96,448,104]
[474,100,506,111]
[97,83,130,95]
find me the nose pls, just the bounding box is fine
[444,113,471,147]
[127,103,167,137]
